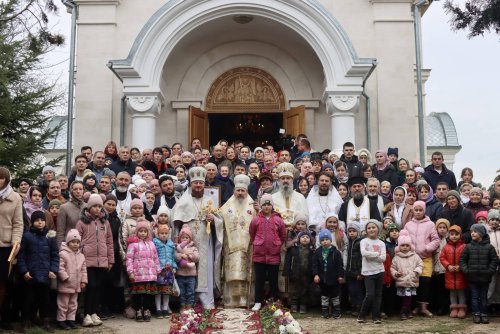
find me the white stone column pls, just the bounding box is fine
[127,95,161,150]
[326,94,360,151]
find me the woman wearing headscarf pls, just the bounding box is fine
[437,190,474,243]
[0,167,24,323]
[372,150,398,188]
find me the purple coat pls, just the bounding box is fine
[249,212,286,265]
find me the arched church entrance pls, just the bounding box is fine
[189,67,304,148]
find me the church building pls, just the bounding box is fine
[70,0,448,160]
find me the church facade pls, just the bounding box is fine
[72,0,434,158]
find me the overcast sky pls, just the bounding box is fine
[46,1,499,187]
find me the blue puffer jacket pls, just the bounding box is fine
[153,238,177,270]
[17,228,59,285]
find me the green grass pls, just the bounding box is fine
[26,327,48,334]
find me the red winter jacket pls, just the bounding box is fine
[439,238,468,290]
[249,212,286,265]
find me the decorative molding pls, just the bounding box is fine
[327,95,360,114]
[205,67,286,111]
[127,96,161,116]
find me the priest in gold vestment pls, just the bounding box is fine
[220,174,256,307]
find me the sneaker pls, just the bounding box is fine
[321,308,330,319]
[57,321,70,330]
[66,320,78,330]
[373,319,382,324]
[473,313,481,324]
[331,309,341,319]
[82,315,93,327]
[143,310,151,322]
[90,314,102,326]
[251,303,262,312]
[299,305,307,314]
[155,310,163,319]
[481,314,490,324]
[357,317,366,323]
[136,309,143,322]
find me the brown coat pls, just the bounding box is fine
[56,200,85,246]
[0,191,24,247]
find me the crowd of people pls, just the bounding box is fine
[0,134,499,332]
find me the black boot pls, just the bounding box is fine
[43,318,55,333]
[57,321,70,330]
[66,320,78,329]
[473,313,481,324]
[481,314,489,324]
[322,307,330,319]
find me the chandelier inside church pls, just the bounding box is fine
[237,114,265,133]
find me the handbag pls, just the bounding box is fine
[157,268,175,285]
[172,277,180,297]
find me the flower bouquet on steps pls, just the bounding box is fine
[259,300,311,334]
[168,304,223,334]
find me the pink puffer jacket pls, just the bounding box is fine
[58,242,88,293]
[403,216,440,259]
[76,208,114,268]
[249,212,286,265]
[126,236,161,283]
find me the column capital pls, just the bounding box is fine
[127,95,161,117]
[325,94,360,115]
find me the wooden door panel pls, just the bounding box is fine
[283,105,305,137]
[189,106,208,146]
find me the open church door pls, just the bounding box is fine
[282,105,305,137]
[189,106,209,147]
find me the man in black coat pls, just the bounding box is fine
[109,146,137,177]
[339,142,363,178]
[423,151,457,191]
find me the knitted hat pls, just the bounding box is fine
[297,230,312,243]
[365,219,382,233]
[135,219,151,238]
[130,198,144,209]
[470,187,483,196]
[87,193,104,208]
[254,147,264,155]
[448,225,462,234]
[387,147,398,157]
[30,210,46,224]
[435,218,450,230]
[397,230,413,250]
[189,166,207,183]
[414,166,425,174]
[489,209,500,221]
[386,223,400,232]
[83,171,96,181]
[413,200,426,211]
[134,178,147,188]
[157,205,170,217]
[260,193,274,206]
[475,211,489,222]
[347,221,361,233]
[470,224,487,238]
[321,163,334,172]
[234,174,251,190]
[179,224,193,241]
[446,190,461,203]
[104,194,118,204]
[294,212,308,225]
[103,168,116,178]
[258,173,273,184]
[65,229,81,243]
[48,199,61,208]
[42,165,55,174]
[141,170,155,179]
[157,224,170,235]
[318,228,332,242]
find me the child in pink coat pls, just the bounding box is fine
[126,219,161,322]
[57,229,87,330]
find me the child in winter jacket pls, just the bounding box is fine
[439,225,468,319]
[285,213,308,249]
[487,210,500,305]
[175,224,199,311]
[249,194,286,312]
[57,229,87,330]
[390,230,423,320]
[382,223,400,317]
[284,230,314,314]
[126,219,161,322]
[76,194,114,327]
[312,229,345,319]
[460,224,498,324]
[403,201,440,317]
[120,198,146,261]
[345,221,363,316]
[152,205,170,237]
[316,212,348,267]
[153,224,177,318]
[431,218,450,316]
[17,211,59,333]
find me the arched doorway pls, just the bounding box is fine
[188,67,305,147]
